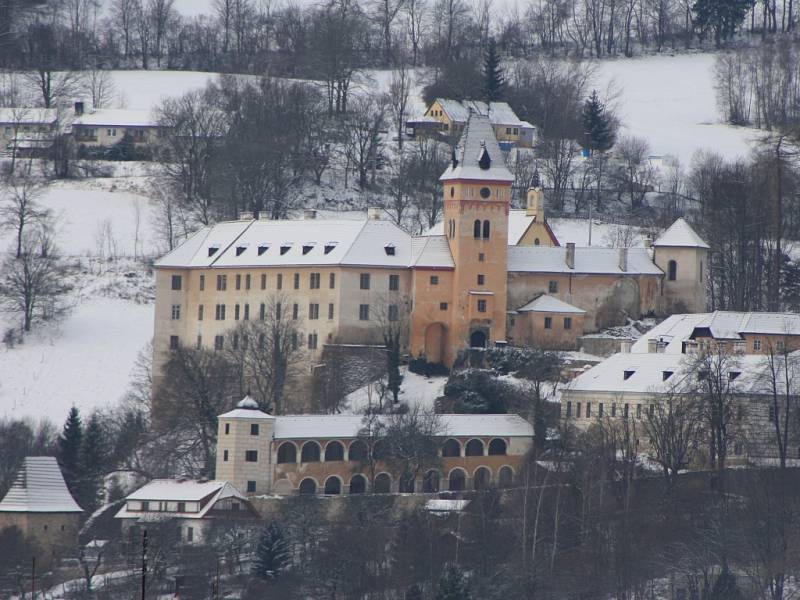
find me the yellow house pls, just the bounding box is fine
[72,105,161,149]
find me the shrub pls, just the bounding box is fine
[409,357,450,378]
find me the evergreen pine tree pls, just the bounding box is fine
[78,414,107,513]
[435,564,471,600]
[253,522,292,581]
[709,565,745,600]
[57,406,83,502]
[582,90,616,155]
[483,38,505,102]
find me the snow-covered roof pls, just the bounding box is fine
[0,457,82,513]
[411,235,455,269]
[653,218,709,249]
[434,99,524,127]
[116,480,248,520]
[73,109,157,128]
[564,352,779,395]
[271,414,533,440]
[0,108,58,125]
[440,114,514,183]
[508,246,662,275]
[630,313,707,354]
[425,499,470,512]
[219,396,275,420]
[517,294,586,314]
[156,216,415,269]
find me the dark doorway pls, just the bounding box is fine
[470,330,487,348]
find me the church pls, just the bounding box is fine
[152,114,709,376]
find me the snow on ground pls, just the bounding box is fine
[344,368,448,414]
[594,54,760,165]
[108,70,220,111]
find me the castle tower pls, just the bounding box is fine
[652,218,710,314]
[440,114,514,358]
[216,397,275,495]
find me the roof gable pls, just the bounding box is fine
[653,218,709,249]
[0,457,82,513]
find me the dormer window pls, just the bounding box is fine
[235,246,247,256]
[623,370,635,380]
[324,242,338,254]
[208,245,219,257]
[662,370,674,381]
[384,243,396,256]
[302,242,316,255]
[280,243,291,255]
[729,371,741,381]
[478,143,491,170]
[257,244,269,256]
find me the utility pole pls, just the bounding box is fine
[30,556,35,600]
[140,529,148,600]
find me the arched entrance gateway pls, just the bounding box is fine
[469,329,487,348]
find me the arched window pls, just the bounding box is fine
[374,473,392,494]
[325,441,344,462]
[348,440,367,461]
[534,238,540,246]
[448,469,466,491]
[423,470,440,493]
[301,441,321,463]
[668,260,677,281]
[465,439,484,456]
[473,219,481,239]
[277,442,297,464]
[298,478,317,495]
[473,467,491,490]
[498,466,514,488]
[399,473,415,493]
[488,438,507,456]
[324,476,341,495]
[483,220,490,239]
[442,439,461,457]
[349,474,367,494]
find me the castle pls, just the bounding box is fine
[152,114,709,386]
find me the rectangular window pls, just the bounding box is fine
[243,304,250,320]
[566,401,572,417]
[624,404,630,418]
[214,335,224,350]
[548,280,558,293]
[440,302,448,310]
[245,450,258,462]
[223,450,228,462]
[250,423,259,436]
[276,302,282,320]
[389,274,400,291]
[388,304,399,321]
[294,273,300,289]
[225,423,230,435]
[171,304,181,320]
[359,304,370,320]
[430,275,439,285]
[478,253,485,262]
[310,272,321,289]
[328,303,334,319]
[261,273,267,290]
[141,501,150,511]
[329,273,336,289]
[544,317,552,329]
[292,303,299,320]
[198,305,204,320]
[636,404,642,419]
[246,481,256,493]
[245,274,251,290]
[308,333,318,349]
[309,303,319,319]
[216,274,227,291]
[360,273,371,289]
[777,340,786,352]
[754,338,762,351]
[477,299,487,313]
[586,402,591,418]
[598,403,604,418]
[477,274,485,285]
[611,403,617,417]
[235,304,240,320]
[169,335,179,350]
[177,501,185,513]
[506,127,512,134]
[171,275,182,290]
[260,303,266,320]
[199,275,205,291]
[576,402,581,418]
[196,335,202,349]
[277,274,283,290]
[564,317,572,330]
[236,274,242,290]
[291,332,298,349]
[215,304,226,320]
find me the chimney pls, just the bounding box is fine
[565,243,575,270]
[618,247,628,272]
[620,339,632,354]
[647,338,658,353]
[304,209,317,220]
[368,207,382,220]
[643,236,652,249]
[74,101,84,116]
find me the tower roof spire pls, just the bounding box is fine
[440,114,513,183]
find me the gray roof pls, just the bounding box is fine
[508,247,662,275]
[440,114,514,183]
[653,218,709,249]
[0,457,82,513]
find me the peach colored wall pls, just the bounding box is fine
[410,268,455,364]
[510,311,585,350]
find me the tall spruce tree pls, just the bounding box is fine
[435,564,471,600]
[483,38,505,102]
[253,522,292,581]
[692,0,750,46]
[582,90,616,155]
[57,406,83,502]
[78,414,106,513]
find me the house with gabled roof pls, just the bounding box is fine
[0,457,83,565]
